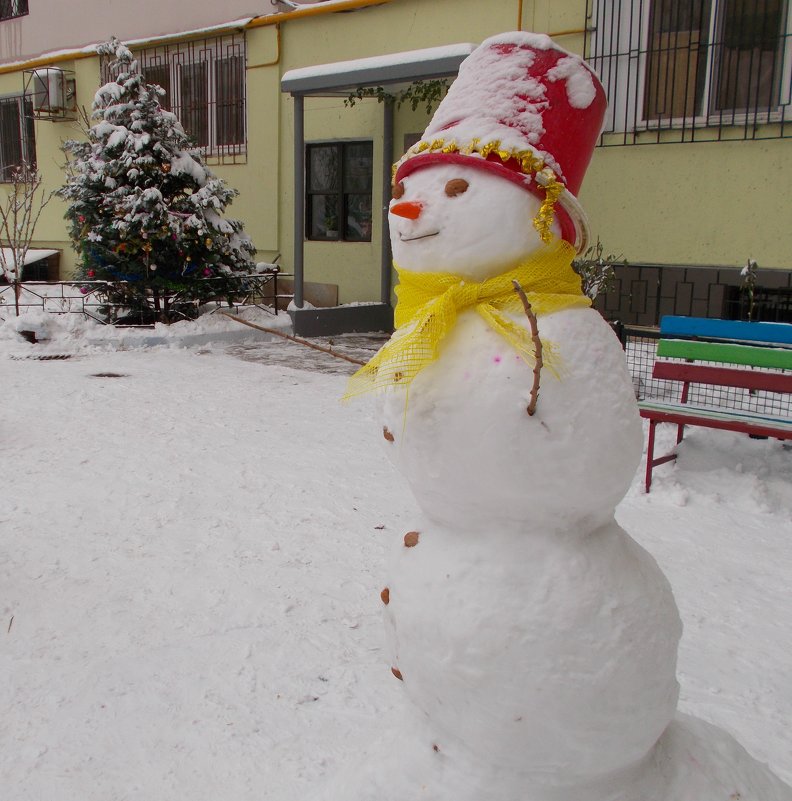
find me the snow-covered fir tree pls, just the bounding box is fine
[60,37,256,320]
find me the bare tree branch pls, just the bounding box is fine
[0,162,55,316]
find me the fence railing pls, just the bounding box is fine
[0,271,291,326]
[595,262,792,327]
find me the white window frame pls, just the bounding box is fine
[590,0,792,134]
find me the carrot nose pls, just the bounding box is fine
[390,201,423,220]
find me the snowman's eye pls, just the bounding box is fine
[445,179,469,197]
[392,181,405,200]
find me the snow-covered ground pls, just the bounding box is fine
[1,310,790,799]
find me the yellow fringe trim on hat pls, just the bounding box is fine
[533,168,566,243]
[392,138,547,182]
[343,238,589,401]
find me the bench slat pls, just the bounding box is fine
[639,400,792,434]
[660,316,792,345]
[652,361,792,393]
[657,338,792,370]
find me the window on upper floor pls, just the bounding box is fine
[0,95,35,182]
[0,0,28,22]
[585,0,792,144]
[102,32,247,164]
[306,141,373,242]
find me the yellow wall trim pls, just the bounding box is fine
[0,49,96,75]
[0,2,396,75]
[247,0,396,27]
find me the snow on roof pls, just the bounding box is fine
[121,18,254,49]
[281,43,477,94]
[1,248,59,266]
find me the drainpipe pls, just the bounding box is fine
[380,97,394,306]
[293,93,305,308]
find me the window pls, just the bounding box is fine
[0,0,28,21]
[585,0,792,143]
[104,33,246,163]
[0,95,35,181]
[306,142,373,242]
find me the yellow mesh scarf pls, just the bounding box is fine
[343,238,590,400]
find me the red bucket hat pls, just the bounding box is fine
[393,32,606,253]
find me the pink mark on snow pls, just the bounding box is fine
[493,355,502,364]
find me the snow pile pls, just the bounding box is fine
[0,302,291,354]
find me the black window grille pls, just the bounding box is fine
[0,0,28,21]
[101,33,246,165]
[306,142,373,242]
[585,0,791,144]
[0,95,35,181]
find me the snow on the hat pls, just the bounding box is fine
[483,30,558,51]
[547,56,596,109]
[416,30,595,179]
[423,37,547,154]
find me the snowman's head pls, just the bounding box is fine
[389,163,559,280]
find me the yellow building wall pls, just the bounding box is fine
[0,62,85,275]
[0,26,284,281]
[581,138,791,270]
[3,0,790,302]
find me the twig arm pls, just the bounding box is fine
[511,280,543,416]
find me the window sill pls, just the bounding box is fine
[187,147,247,167]
[600,115,790,145]
[306,238,373,244]
[637,109,787,131]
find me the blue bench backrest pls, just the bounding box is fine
[660,316,792,347]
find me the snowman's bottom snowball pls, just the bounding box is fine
[312,711,792,801]
[383,519,681,779]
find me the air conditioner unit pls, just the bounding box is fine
[23,67,76,121]
[31,68,65,112]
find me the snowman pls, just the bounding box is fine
[330,32,792,801]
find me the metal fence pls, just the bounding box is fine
[0,272,289,326]
[594,262,792,326]
[585,0,792,145]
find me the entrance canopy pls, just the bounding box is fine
[281,43,475,335]
[281,43,475,96]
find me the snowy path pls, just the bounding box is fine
[226,332,389,374]
[1,344,791,799]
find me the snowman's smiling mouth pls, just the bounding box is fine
[399,231,440,242]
